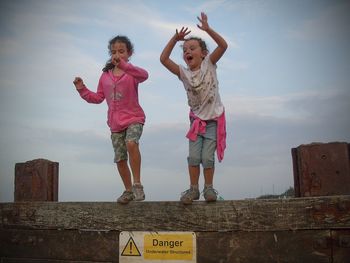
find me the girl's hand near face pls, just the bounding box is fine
[112,57,120,66]
[73,77,84,90]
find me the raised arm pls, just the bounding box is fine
[197,12,228,65]
[160,27,191,77]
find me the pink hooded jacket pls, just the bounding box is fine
[78,60,148,132]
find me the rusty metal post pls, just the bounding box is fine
[14,159,59,201]
[291,142,350,197]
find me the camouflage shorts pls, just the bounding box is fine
[111,123,143,163]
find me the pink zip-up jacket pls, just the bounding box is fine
[77,60,148,132]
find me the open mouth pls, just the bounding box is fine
[186,55,193,63]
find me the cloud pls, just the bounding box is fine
[224,88,350,124]
[183,0,228,15]
[2,85,348,201]
[288,1,350,41]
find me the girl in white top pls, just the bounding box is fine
[160,12,228,204]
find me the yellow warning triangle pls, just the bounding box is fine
[121,236,141,256]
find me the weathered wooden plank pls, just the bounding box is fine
[1,259,103,263]
[332,229,350,263]
[14,159,59,202]
[1,196,349,232]
[292,142,350,197]
[0,229,118,262]
[0,229,335,263]
[197,230,332,263]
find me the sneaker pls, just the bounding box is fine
[117,191,134,204]
[132,184,145,201]
[180,186,200,205]
[203,185,218,202]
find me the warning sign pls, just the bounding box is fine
[121,236,141,256]
[144,233,193,260]
[119,231,196,263]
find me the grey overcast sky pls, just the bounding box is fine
[1,0,349,202]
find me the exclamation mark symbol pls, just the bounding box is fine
[130,240,133,254]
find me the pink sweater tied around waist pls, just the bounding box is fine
[186,111,226,162]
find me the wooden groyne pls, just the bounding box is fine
[1,195,350,262]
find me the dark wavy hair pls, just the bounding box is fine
[102,35,134,72]
[183,36,209,54]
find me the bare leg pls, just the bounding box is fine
[116,160,132,191]
[126,141,141,184]
[203,167,217,202]
[188,165,200,186]
[203,167,214,185]
[181,137,201,204]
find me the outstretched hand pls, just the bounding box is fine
[175,27,191,41]
[73,77,84,90]
[197,12,209,31]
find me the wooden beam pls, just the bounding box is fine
[0,229,336,263]
[1,196,349,232]
[1,196,349,262]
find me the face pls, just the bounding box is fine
[183,39,206,70]
[111,42,130,64]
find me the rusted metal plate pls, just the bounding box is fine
[292,142,350,197]
[14,159,59,201]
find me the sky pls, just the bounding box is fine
[0,0,349,202]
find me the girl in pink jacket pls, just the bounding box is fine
[73,35,148,204]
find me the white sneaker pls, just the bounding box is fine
[117,191,134,204]
[180,186,200,205]
[132,184,145,201]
